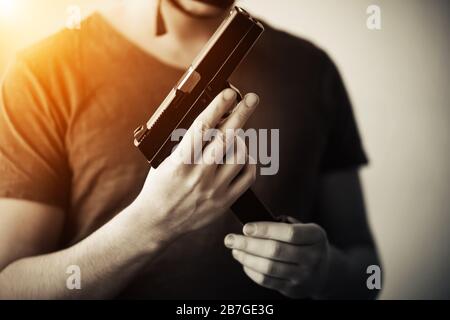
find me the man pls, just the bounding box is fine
[0,0,380,299]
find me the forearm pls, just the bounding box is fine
[317,245,380,300]
[0,206,168,299]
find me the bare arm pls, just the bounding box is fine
[0,199,166,299]
[314,170,381,299]
[0,89,259,299]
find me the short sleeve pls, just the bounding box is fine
[0,56,71,209]
[319,54,369,173]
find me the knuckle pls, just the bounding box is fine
[265,261,276,275]
[258,223,268,237]
[173,163,187,178]
[186,173,202,189]
[289,269,305,286]
[221,191,233,206]
[270,242,282,257]
[204,189,216,201]
[215,194,228,207]
[236,108,249,123]
[290,278,301,286]
[225,135,235,152]
[209,128,223,143]
[195,119,211,135]
[286,226,296,242]
[167,157,188,176]
[217,131,228,149]
[240,237,248,250]
[171,148,187,166]
[203,147,216,165]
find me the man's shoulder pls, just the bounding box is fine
[263,24,321,52]
[18,30,77,65]
[3,14,107,118]
[257,23,332,71]
[14,14,102,78]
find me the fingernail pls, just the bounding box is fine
[223,89,237,101]
[244,93,259,108]
[225,234,235,247]
[244,223,256,236]
[232,249,240,259]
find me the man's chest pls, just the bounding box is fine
[64,67,324,243]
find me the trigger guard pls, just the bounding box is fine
[224,82,243,102]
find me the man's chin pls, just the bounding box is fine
[171,0,234,18]
[193,0,235,9]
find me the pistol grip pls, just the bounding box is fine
[232,189,279,224]
[217,83,279,223]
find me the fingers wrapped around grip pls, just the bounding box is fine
[163,88,259,216]
[135,88,261,243]
[175,89,259,167]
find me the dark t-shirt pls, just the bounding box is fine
[0,13,367,299]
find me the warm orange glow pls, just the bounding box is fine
[0,0,16,19]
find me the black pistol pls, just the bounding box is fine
[134,7,278,224]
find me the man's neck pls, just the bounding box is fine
[161,0,229,42]
[101,0,231,69]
